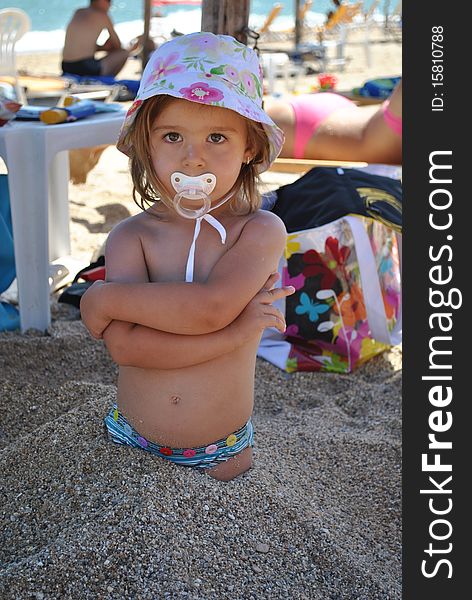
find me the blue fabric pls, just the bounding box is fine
[0,175,19,331]
[356,76,401,99]
[104,403,254,470]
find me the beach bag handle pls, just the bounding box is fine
[346,215,402,346]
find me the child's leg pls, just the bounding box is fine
[207,446,253,481]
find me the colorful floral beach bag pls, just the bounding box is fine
[258,167,402,373]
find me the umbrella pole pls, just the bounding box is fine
[294,0,302,49]
[201,0,250,43]
[141,0,152,70]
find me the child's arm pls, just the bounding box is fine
[81,211,288,338]
[103,277,292,369]
[83,216,292,368]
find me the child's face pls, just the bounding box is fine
[149,98,251,208]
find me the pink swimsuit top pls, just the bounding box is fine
[288,93,357,159]
[382,99,402,136]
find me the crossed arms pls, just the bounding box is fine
[80,211,293,369]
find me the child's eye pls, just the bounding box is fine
[208,133,226,144]
[164,132,182,143]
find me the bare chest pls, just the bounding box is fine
[140,216,247,283]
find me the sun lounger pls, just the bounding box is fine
[62,73,140,101]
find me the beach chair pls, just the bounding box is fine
[299,0,313,23]
[258,3,284,36]
[61,74,140,102]
[320,3,362,43]
[260,51,305,94]
[0,8,31,104]
[5,71,124,106]
[324,2,362,30]
[294,1,363,72]
[258,1,313,44]
[258,4,313,94]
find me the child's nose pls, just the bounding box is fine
[182,142,205,169]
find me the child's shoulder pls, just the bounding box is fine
[244,209,287,240]
[232,209,287,258]
[106,210,157,248]
[112,209,159,233]
[243,208,285,228]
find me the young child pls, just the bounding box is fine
[80,32,294,481]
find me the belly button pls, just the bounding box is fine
[170,395,181,404]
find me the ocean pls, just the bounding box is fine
[11,0,384,53]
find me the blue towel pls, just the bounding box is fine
[354,76,401,99]
[0,175,20,331]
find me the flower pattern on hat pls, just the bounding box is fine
[239,70,258,99]
[179,81,224,104]
[179,32,234,60]
[144,51,185,87]
[223,65,240,84]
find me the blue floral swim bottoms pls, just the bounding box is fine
[104,404,254,470]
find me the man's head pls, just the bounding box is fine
[91,0,111,12]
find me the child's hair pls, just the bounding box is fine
[127,95,271,216]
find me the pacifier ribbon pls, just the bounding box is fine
[185,214,227,283]
[170,172,231,282]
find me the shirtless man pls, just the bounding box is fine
[61,0,132,77]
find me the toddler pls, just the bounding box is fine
[81,32,294,480]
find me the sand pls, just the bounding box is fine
[1,27,402,600]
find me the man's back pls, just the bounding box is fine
[62,7,108,62]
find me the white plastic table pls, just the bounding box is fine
[0,111,126,332]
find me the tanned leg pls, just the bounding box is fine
[100,49,130,77]
[207,447,253,482]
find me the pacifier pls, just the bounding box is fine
[171,172,217,219]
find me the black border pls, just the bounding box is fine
[403,2,468,597]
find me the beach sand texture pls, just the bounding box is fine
[0,327,401,599]
[1,30,402,600]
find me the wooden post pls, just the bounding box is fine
[201,0,251,43]
[294,0,302,48]
[141,0,152,70]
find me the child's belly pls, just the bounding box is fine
[116,341,257,448]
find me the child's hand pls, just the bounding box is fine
[261,271,282,292]
[232,273,295,338]
[80,280,112,339]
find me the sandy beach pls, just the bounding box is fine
[1,26,402,600]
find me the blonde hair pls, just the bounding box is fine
[124,96,271,215]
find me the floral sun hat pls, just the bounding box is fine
[117,31,285,173]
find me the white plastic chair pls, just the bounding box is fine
[260,52,304,94]
[0,8,31,104]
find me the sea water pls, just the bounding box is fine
[11,0,385,53]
